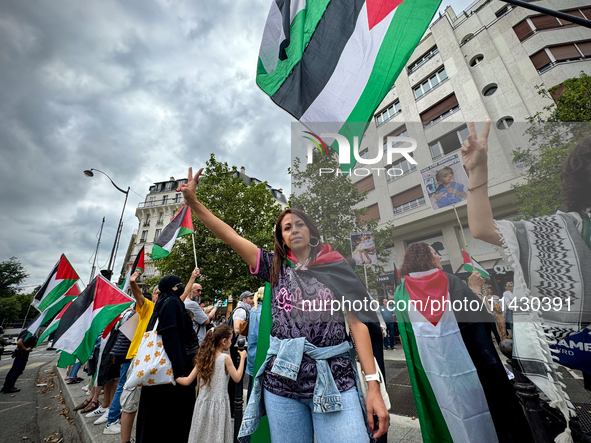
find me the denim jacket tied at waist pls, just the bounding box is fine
[238,336,355,442]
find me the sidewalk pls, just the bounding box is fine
[56,361,423,443]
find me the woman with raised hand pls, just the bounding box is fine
[463,123,591,435]
[178,168,389,443]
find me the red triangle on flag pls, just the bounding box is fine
[404,270,449,326]
[367,0,405,30]
[56,255,80,280]
[64,283,80,297]
[93,276,133,311]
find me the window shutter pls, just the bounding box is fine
[355,175,375,193]
[420,94,458,123]
[550,44,580,61]
[577,40,591,57]
[559,8,584,25]
[513,20,534,41]
[391,186,424,207]
[360,204,380,223]
[581,7,591,20]
[531,15,560,30]
[530,50,551,70]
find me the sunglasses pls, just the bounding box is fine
[194,289,203,293]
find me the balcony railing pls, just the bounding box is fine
[138,197,183,208]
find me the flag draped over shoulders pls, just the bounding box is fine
[395,269,533,443]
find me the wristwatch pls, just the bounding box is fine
[365,373,381,382]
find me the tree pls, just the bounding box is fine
[290,151,394,294]
[152,154,283,302]
[0,257,29,323]
[512,72,591,219]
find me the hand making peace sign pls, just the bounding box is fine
[461,120,491,173]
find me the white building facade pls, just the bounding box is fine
[350,0,591,294]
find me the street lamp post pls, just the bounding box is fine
[84,169,130,281]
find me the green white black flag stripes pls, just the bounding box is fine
[32,254,79,312]
[257,0,442,172]
[53,275,133,367]
[152,205,194,260]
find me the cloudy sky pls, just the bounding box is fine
[0,0,473,290]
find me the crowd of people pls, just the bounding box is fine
[7,124,588,443]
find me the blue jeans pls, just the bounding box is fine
[264,388,369,443]
[107,361,131,424]
[384,323,396,348]
[69,361,81,379]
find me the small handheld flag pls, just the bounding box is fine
[152,205,194,260]
[462,250,490,279]
[120,246,145,294]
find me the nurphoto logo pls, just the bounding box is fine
[303,131,418,177]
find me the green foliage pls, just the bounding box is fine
[152,154,283,302]
[512,72,591,219]
[290,152,393,293]
[0,257,30,323]
[0,257,29,299]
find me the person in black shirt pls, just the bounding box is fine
[1,329,37,394]
[135,275,199,443]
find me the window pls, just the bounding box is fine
[408,46,439,73]
[469,54,484,67]
[482,84,498,96]
[386,154,416,182]
[383,126,408,152]
[154,229,162,241]
[376,101,401,126]
[460,33,474,45]
[140,230,148,242]
[359,204,380,223]
[550,44,581,62]
[497,117,514,130]
[420,94,460,128]
[530,49,552,72]
[495,5,511,18]
[391,186,425,214]
[513,20,534,41]
[353,149,370,170]
[143,217,150,227]
[530,15,560,30]
[429,126,469,159]
[355,175,375,193]
[175,193,182,202]
[162,195,168,205]
[165,182,174,190]
[413,67,448,100]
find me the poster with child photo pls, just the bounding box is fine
[420,153,469,211]
[350,232,377,265]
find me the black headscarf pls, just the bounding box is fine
[148,275,183,330]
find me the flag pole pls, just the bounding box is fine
[192,234,198,268]
[452,205,475,271]
[21,304,32,329]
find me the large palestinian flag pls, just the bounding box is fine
[120,246,145,294]
[28,282,81,338]
[32,254,79,312]
[53,275,133,367]
[257,0,441,172]
[152,205,194,260]
[394,269,533,443]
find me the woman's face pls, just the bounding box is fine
[281,213,311,254]
[429,246,442,270]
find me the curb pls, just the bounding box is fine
[55,365,119,443]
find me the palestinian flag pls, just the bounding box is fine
[89,314,123,386]
[28,282,81,338]
[120,246,145,294]
[462,250,490,278]
[53,275,133,367]
[32,254,79,312]
[152,205,194,260]
[394,269,533,443]
[257,0,441,172]
[36,298,76,346]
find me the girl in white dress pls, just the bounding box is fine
[176,324,246,443]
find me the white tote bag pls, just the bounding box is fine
[124,319,175,388]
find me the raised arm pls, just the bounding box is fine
[177,168,259,269]
[180,268,200,302]
[461,120,502,247]
[225,351,247,383]
[129,270,146,308]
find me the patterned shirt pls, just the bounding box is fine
[250,249,355,399]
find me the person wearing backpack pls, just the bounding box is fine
[227,291,254,417]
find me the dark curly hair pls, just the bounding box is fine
[561,136,591,214]
[400,242,439,276]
